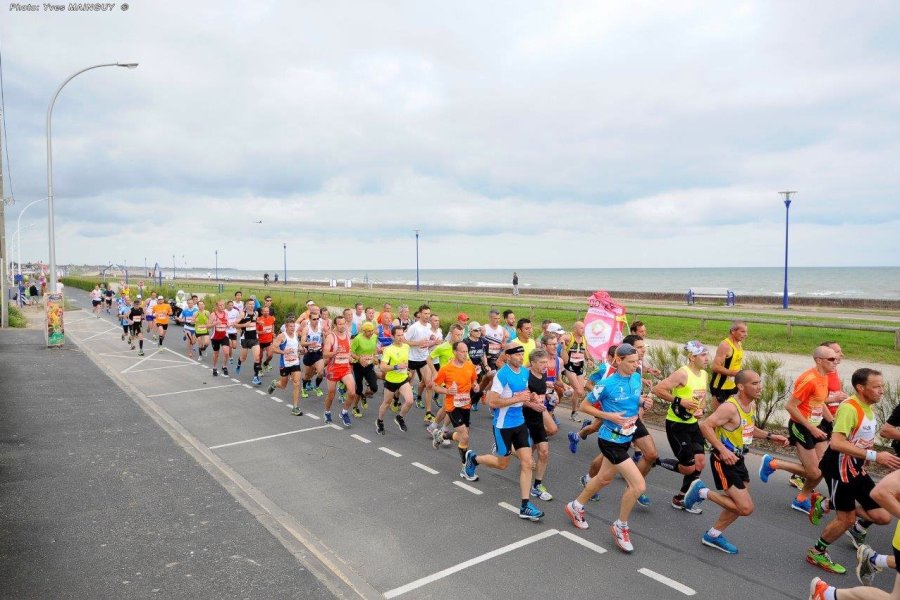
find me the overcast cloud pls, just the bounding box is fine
[2,1,899,271]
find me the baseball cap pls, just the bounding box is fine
[456,312,469,321]
[306,300,315,306]
[469,321,482,331]
[615,343,638,357]
[684,340,707,356]
[361,322,375,332]
[547,322,565,334]
[249,295,256,300]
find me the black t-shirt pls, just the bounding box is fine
[464,338,486,373]
[239,313,258,340]
[512,274,519,285]
[128,307,144,323]
[887,404,900,454]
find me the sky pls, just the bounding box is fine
[2,1,899,272]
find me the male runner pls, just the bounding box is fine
[351,302,366,334]
[267,315,304,416]
[709,320,748,405]
[194,300,210,358]
[208,300,231,376]
[758,345,838,514]
[178,297,198,358]
[405,304,438,422]
[502,310,518,342]
[90,285,102,317]
[682,369,789,554]
[462,345,545,522]
[323,315,357,427]
[510,318,537,366]
[257,305,276,372]
[482,310,510,372]
[152,295,173,347]
[463,322,489,410]
[104,285,114,314]
[236,304,261,384]
[145,291,158,340]
[350,322,379,417]
[128,298,146,355]
[118,297,131,342]
[226,299,241,363]
[299,306,325,398]
[564,343,647,553]
[377,326,414,435]
[432,341,479,467]
[523,348,559,502]
[393,305,412,330]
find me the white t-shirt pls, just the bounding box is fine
[405,320,434,362]
[351,311,365,330]
[226,308,241,334]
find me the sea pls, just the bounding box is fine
[168,267,900,300]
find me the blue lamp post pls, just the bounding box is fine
[780,191,796,310]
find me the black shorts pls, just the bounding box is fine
[493,424,530,457]
[408,359,429,375]
[227,333,238,341]
[632,418,650,441]
[129,323,142,336]
[259,341,272,350]
[665,420,705,466]
[353,363,378,394]
[280,364,301,377]
[449,408,471,429]
[789,420,826,450]
[822,472,880,513]
[893,547,900,575]
[304,351,323,366]
[710,388,736,404]
[487,355,501,371]
[819,420,834,436]
[211,337,228,351]
[710,453,750,490]
[241,337,259,349]
[565,363,584,377]
[105,298,112,305]
[384,377,409,393]
[92,300,101,307]
[523,408,548,445]
[598,438,632,465]
[157,323,168,331]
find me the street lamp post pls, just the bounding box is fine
[283,243,287,285]
[780,191,796,310]
[414,229,420,292]
[46,62,138,294]
[172,254,176,280]
[15,198,48,278]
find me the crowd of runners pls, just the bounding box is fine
[91,283,900,600]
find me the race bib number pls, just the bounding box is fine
[335,352,350,365]
[742,424,755,447]
[359,355,373,367]
[453,393,472,408]
[618,416,638,437]
[262,325,273,334]
[809,406,824,426]
[569,351,584,363]
[285,350,298,362]
[132,315,142,323]
[488,342,501,354]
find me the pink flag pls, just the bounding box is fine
[584,290,628,362]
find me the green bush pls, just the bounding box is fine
[742,354,791,429]
[8,305,27,328]
[646,345,683,379]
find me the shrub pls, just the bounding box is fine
[8,305,27,328]
[646,345,683,379]
[742,354,791,429]
[873,378,900,430]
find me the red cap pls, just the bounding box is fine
[456,312,469,321]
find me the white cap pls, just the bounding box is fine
[547,322,565,334]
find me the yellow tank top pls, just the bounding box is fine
[715,396,755,452]
[666,366,709,424]
[893,520,900,551]
[710,338,743,392]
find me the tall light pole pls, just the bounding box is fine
[414,229,420,292]
[780,191,796,310]
[283,242,287,285]
[172,254,176,280]
[15,198,47,277]
[46,62,138,294]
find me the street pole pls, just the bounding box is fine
[779,191,796,310]
[46,62,138,296]
[15,198,48,279]
[172,254,176,281]
[415,229,420,292]
[283,243,287,285]
[0,119,9,328]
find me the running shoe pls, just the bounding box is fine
[636,494,651,508]
[845,525,868,549]
[530,484,553,501]
[808,577,828,600]
[264,363,272,373]
[138,350,145,357]
[808,492,828,525]
[291,406,303,417]
[235,364,241,374]
[252,376,262,386]
[360,397,368,410]
[324,411,333,424]
[131,344,136,350]
[790,474,807,489]
[611,523,633,553]
[394,415,407,432]
[424,412,435,423]
[758,453,775,483]
[792,497,812,515]
[415,395,425,409]
[579,474,601,501]
[683,479,707,511]
[229,357,234,365]
[471,402,479,412]
[267,379,277,394]
[315,387,324,397]
[519,502,544,521]
[301,388,309,399]
[565,501,589,530]
[432,427,443,449]
[856,544,881,586]
[222,366,229,376]
[121,333,126,341]
[570,411,579,421]
[212,369,219,377]
[567,431,580,454]
[671,495,703,514]
[702,532,738,554]
[340,411,352,428]
[462,450,478,481]
[632,451,643,464]
[376,420,385,436]
[390,399,401,413]
[351,407,363,418]
[806,548,847,574]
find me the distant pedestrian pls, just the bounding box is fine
[264,273,270,286]
[274,273,279,284]
[512,272,519,296]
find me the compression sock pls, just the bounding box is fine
[254,363,261,377]
[458,445,467,463]
[658,458,680,472]
[521,499,529,509]
[681,473,699,494]
[139,340,143,349]
[316,376,323,388]
[815,538,830,552]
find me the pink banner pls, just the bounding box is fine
[584,290,627,361]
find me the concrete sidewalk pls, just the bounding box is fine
[0,326,338,600]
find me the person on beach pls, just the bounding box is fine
[512,272,519,296]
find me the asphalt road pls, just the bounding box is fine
[54,288,900,599]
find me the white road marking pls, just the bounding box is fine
[379,447,402,457]
[328,423,342,430]
[231,378,240,383]
[306,414,320,420]
[80,326,120,341]
[272,397,283,403]
[147,383,241,398]
[124,363,199,374]
[255,390,267,395]
[558,531,607,554]
[209,425,333,450]
[350,434,371,444]
[498,502,519,514]
[453,481,483,495]
[383,529,559,598]
[637,568,696,596]
[99,350,145,357]
[411,462,438,475]
[242,384,252,389]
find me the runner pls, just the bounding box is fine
[128,298,146,356]
[351,302,366,335]
[561,321,589,421]
[104,285,114,314]
[709,320,748,405]
[482,309,510,372]
[151,295,173,347]
[235,303,261,385]
[145,291,158,340]
[510,318,536,366]
[652,340,711,512]
[208,300,231,377]
[502,310,518,342]
[377,326,414,435]
[523,348,559,503]
[563,343,647,553]
[350,322,379,417]
[757,345,837,515]
[405,304,438,422]
[630,320,647,338]
[90,285,102,317]
[462,345,545,522]
[539,331,566,424]
[226,299,241,364]
[432,341,479,467]
[568,345,618,454]
[463,321,489,411]
[323,315,357,427]
[178,297,198,358]
[267,315,304,416]
[194,300,210,358]
[257,305,276,372]
[393,305,412,331]
[681,369,789,554]
[118,296,131,342]
[299,306,325,399]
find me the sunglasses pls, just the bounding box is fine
[818,357,838,362]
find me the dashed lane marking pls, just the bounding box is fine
[350,434,371,444]
[147,383,241,398]
[453,481,483,495]
[412,462,439,475]
[558,531,607,554]
[637,568,696,596]
[209,425,334,450]
[379,447,402,458]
